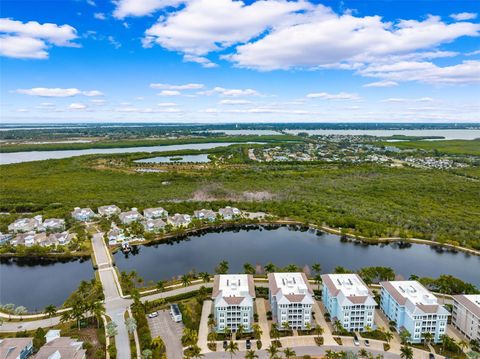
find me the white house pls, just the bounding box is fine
[43,218,66,232]
[35,330,86,359]
[322,273,376,332]
[98,204,121,217]
[143,218,166,232]
[268,272,314,330]
[212,274,256,333]
[119,208,143,225]
[380,281,450,343]
[8,215,43,233]
[71,207,95,221]
[143,207,168,219]
[193,209,217,221]
[452,295,480,341]
[48,232,73,246]
[218,207,241,220]
[167,213,191,227]
[107,224,125,245]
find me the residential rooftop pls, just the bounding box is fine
[322,273,370,297]
[382,281,438,306]
[454,294,480,318]
[269,272,312,296]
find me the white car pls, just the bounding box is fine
[148,312,158,318]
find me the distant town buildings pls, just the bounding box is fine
[380,281,449,343]
[268,272,314,330]
[212,274,256,333]
[452,294,480,342]
[322,273,376,332]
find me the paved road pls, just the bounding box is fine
[203,345,402,358]
[148,310,184,359]
[198,300,212,353]
[92,233,133,359]
[0,316,61,333]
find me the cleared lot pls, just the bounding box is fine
[147,309,184,359]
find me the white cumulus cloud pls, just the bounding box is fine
[199,87,259,97]
[113,0,184,19]
[157,90,181,96]
[306,92,360,100]
[69,103,87,110]
[150,83,204,90]
[0,18,78,59]
[363,80,398,88]
[450,12,477,21]
[16,87,103,97]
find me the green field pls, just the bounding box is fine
[1,148,479,250]
[379,139,480,156]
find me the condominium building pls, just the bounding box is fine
[143,207,168,219]
[212,274,256,333]
[119,208,143,225]
[380,281,449,343]
[71,207,95,221]
[452,295,480,341]
[322,273,376,332]
[268,272,314,330]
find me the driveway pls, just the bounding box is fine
[255,298,271,345]
[147,310,184,359]
[198,300,212,352]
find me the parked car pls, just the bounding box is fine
[353,334,360,346]
[148,312,158,318]
[429,354,435,359]
[364,339,370,347]
[246,339,251,350]
[170,303,182,323]
[223,340,228,349]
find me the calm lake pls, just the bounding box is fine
[115,226,480,286]
[134,154,210,164]
[0,257,94,311]
[284,129,480,140]
[0,142,247,165]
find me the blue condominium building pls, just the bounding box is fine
[380,281,449,343]
[322,273,376,332]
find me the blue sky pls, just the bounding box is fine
[1,0,479,123]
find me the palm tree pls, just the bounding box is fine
[199,272,210,283]
[226,340,239,359]
[91,301,105,328]
[314,325,324,339]
[282,321,291,332]
[125,317,137,335]
[252,323,262,340]
[189,344,204,358]
[305,322,312,332]
[245,349,258,359]
[224,326,232,340]
[264,262,276,274]
[400,345,413,359]
[358,349,369,358]
[243,263,256,275]
[459,339,469,353]
[270,323,280,341]
[284,347,296,358]
[181,274,192,288]
[44,304,57,318]
[314,274,322,290]
[423,332,434,349]
[312,263,322,274]
[106,321,118,337]
[236,324,244,339]
[382,329,393,344]
[156,280,165,292]
[399,329,411,345]
[215,260,229,274]
[266,344,279,359]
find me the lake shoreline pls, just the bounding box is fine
[1,218,478,263]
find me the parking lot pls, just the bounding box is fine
[147,309,184,359]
